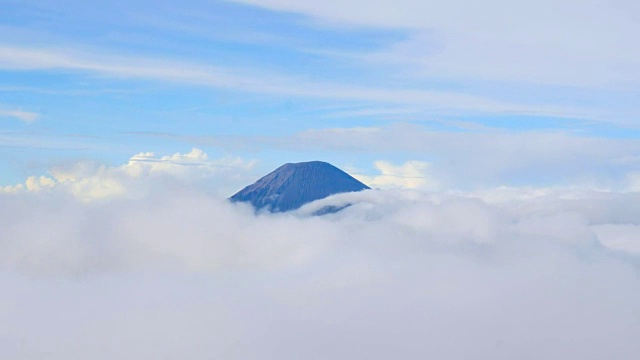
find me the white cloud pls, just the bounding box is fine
[232,0,640,89]
[3,148,640,359]
[592,224,640,255]
[352,160,437,190]
[1,179,640,358]
[0,106,39,123]
[241,124,640,189]
[1,148,257,201]
[0,45,598,120]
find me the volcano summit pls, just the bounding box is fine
[230,161,370,212]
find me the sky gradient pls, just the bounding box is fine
[2,2,640,359]
[3,0,640,191]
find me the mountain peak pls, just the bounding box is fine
[230,161,369,212]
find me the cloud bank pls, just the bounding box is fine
[2,148,256,201]
[1,149,639,359]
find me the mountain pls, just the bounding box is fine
[229,161,370,212]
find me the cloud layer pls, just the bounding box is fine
[204,124,640,189]
[0,45,583,119]
[1,151,639,359]
[233,0,640,88]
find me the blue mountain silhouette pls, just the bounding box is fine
[230,161,370,212]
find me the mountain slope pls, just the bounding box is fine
[230,161,370,212]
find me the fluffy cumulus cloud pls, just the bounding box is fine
[1,148,256,201]
[1,150,640,359]
[352,160,437,190]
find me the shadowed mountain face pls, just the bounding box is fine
[230,161,370,212]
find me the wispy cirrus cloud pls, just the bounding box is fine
[0,105,39,123]
[231,0,640,88]
[0,45,601,121]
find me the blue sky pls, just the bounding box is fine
[2,0,640,191]
[3,3,640,358]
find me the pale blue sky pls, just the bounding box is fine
[2,0,640,190]
[3,4,640,356]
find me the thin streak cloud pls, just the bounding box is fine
[0,105,39,123]
[0,45,597,120]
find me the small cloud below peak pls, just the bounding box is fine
[353,160,438,190]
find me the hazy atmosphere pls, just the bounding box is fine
[2,1,640,359]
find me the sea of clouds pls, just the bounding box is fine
[1,149,639,359]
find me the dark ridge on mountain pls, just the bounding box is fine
[229,161,370,213]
